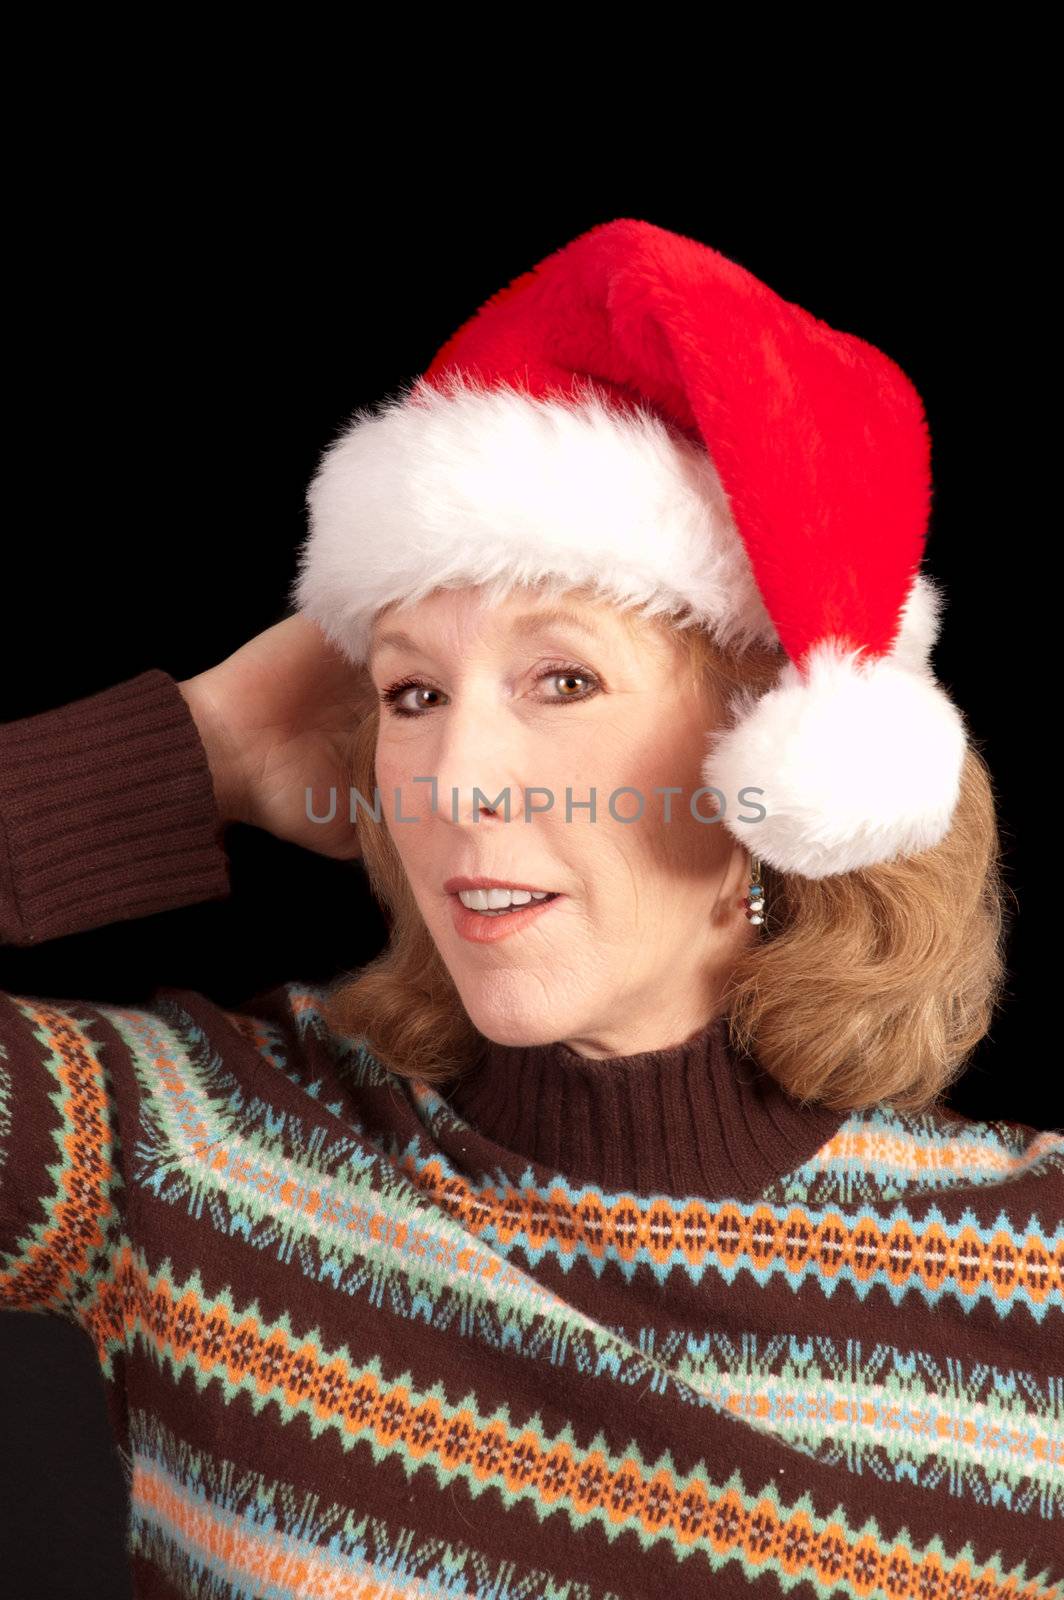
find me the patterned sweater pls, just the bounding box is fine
[0,669,1062,1600]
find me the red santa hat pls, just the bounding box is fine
[290,218,967,880]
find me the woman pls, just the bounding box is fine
[2,220,1061,1599]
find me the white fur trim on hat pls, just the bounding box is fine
[890,570,947,676]
[292,379,779,664]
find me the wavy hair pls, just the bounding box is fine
[322,593,1012,1115]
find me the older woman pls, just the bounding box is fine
[1,220,1060,1600]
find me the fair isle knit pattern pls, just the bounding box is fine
[1,977,1062,1598]
[1,668,1063,1599]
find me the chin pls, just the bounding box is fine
[451,978,572,1048]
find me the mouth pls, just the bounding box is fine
[443,876,557,898]
[447,888,565,944]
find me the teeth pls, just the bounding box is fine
[457,887,551,911]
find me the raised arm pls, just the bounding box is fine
[0,669,232,946]
[0,616,366,949]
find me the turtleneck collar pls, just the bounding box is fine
[442,1012,848,1200]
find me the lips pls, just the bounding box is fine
[443,875,556,896]
[448,885,565,944]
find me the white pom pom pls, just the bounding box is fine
[703,638,968,878]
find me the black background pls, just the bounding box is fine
[0,123,1051,1597]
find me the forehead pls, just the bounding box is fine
[367,591,645,662]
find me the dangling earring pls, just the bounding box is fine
[745,856,766,926]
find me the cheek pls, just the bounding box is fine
[374,744,435,812]
[371,750,435,870]
[594,741,716,883]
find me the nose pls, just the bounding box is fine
[428,694,532,831]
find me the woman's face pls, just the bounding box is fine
[368,586,754,1057]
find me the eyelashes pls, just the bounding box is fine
[378,662,602,720]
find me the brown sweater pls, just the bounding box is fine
[1,669,1062,1598]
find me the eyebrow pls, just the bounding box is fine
[368,605,606,664]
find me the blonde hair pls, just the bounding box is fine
[323,592,1011,1115]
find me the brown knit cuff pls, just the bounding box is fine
[0,670,232,945]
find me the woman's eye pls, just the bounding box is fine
[378,680,441,718]
[543,668,595,701]
[379,664,600,719]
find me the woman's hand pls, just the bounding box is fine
[178,614,367,861]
